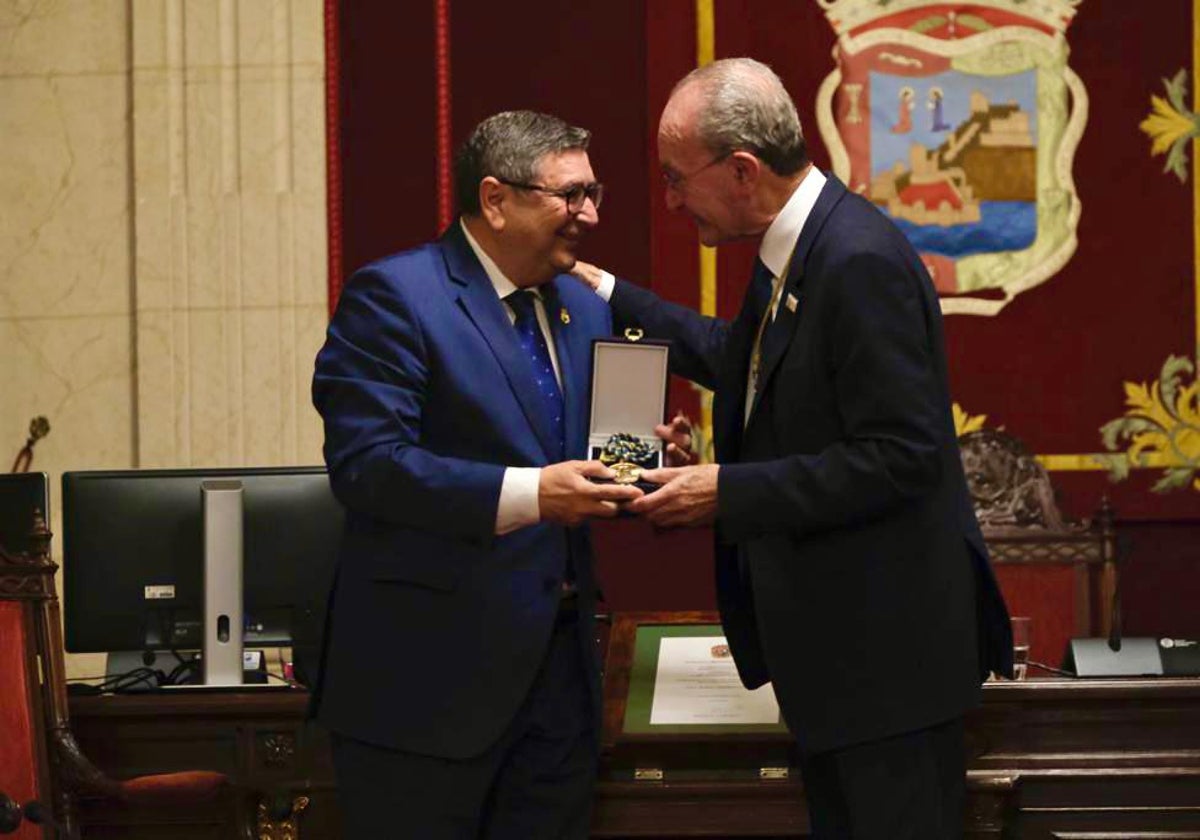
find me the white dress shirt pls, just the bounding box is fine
[460,220,562,535]
[743,167,826,420]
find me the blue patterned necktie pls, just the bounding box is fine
[507,290,565,461]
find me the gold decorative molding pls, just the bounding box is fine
[695,0,717,454]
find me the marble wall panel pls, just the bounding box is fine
[2,0,327,680]
[0,315,135,470]
[133,0,327,469]
[0,0,128,75]
[0,73,132,319]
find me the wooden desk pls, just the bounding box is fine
[69,678,1200,838]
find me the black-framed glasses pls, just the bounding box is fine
[661,152,730,190]
[498,179,605,213]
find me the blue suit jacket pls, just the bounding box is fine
[311,223,610,758]
[609,175,1012,753]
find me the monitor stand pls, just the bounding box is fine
[161,481,287,691]
[198,480,244,687]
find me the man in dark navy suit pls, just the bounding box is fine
[573,59,1012,839]
[312,111,641,838]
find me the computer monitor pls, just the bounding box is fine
[62,467,343,684]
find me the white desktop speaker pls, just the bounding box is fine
[1065,637,1163,677]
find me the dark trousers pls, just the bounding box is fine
[330,611,597,839]
[798,717,966,840]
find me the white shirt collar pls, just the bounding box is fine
[459,218,544,302]
[758,167,827,280]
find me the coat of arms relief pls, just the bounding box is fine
[815,0,1087,316]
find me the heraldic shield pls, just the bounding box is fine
[816,0,1089,315]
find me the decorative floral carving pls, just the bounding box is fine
[1099,355,1200,492]
[259,733,296,769]
[256,794,308,840]
[960,429,1064,529]
[1139,69,1200,183]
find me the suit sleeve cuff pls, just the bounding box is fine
[496,467,542,534]
[596,270,615,302]
[717,461,762,543]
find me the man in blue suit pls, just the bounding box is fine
[312,111,642,838]
[573,59,1012,839]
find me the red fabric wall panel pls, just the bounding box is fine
[334,1,651,288]
[940,5,1194,520]
[327,2,1200,646]
[334,3,438,280]
[646,0,708,421]
[1119,520,1200,638]
[993,565,1081,670]
[448,0,650,283]
[0,602,42,839]
[720,3,1198,523]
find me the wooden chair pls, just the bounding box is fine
[0,472,226,837]
[960,430,1120,669]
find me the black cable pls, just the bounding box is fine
[164,651,200,686]
[1029,659,1075,677]
[104,666,163,693]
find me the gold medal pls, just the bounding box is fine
[610,461,642,485]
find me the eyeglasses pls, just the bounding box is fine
[661,153,730,190]
[498,179,605,213]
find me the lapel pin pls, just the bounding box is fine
[785,293,799,313]
[560,307,571,325]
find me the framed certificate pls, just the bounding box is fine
[602,611,790,749]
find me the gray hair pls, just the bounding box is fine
[455,111,591,215]
[675,58,808,176]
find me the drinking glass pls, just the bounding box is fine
[1011,616,1031,680]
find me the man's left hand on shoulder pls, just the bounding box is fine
[625,464,719,528]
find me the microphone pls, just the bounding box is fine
[1066,529,1163,676]
[1106,533,1130,652]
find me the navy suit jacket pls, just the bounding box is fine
[311,223,610,759]
[610,175,1012,753]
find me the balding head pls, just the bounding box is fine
[665,58,808,176]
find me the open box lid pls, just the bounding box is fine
[589,339,670,439]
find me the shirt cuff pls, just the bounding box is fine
[596,270,615,302]
[496,467,542,535]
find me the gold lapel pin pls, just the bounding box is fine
[560,307,571,325]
